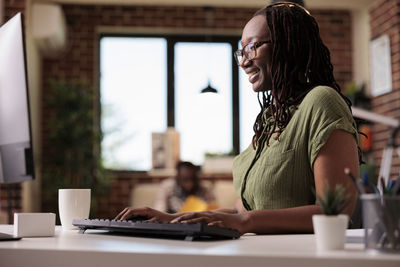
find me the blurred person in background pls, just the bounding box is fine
[153,161,216,213]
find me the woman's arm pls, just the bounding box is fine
[211,199,246,214]
[313,129,359,217]
[174,129,359,234]
[242,129,359,234]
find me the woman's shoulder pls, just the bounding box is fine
[302,85,342,103]
[300,85,349,112]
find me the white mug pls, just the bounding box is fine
[58,189,91,230]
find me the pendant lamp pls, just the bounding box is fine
[201,80,218,94]
[200,6,218,94]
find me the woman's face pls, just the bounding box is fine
[240,15,272,92]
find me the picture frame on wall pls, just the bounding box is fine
[370,34,392,97]
[150,127,180,176]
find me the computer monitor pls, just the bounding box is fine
[0,12,34,184]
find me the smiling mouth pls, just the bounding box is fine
[248,70,259,82]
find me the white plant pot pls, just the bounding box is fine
[312,214,349,251]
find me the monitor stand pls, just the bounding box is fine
[0,232,21,241]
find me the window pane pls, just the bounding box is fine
[100,37,167,170]
[175,42,232,165]
[239,47,260,152]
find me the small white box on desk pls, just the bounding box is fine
[14,213,56,237]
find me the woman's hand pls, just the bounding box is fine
[114,207,175,222]
[171,210,248,234]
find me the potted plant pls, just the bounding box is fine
[41,80,109,220]
[312,183,352,251]
[202,151,236,174]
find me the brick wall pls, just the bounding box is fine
[4,0,25,21]
[38,4,354,218]
[313,10,352,88]
[369,0,400,180]
[0,0,26,223]
[41,5,352,93]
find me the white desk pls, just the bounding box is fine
[0,225,399,267]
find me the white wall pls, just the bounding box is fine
[352,7,372,93]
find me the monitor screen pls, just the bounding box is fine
[0,12,34,184]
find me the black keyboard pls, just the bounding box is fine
[72,218,241,241]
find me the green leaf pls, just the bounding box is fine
[314,180,352,215]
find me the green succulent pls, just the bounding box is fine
[314,182,352,216]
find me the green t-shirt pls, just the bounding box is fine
[232,86,359,210]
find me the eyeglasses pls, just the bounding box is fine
[234,41,271,65]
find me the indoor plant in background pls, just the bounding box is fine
[41,80,109,221]
[202,150,236,174]
[312,182,352,251]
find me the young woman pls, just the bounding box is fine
[115,3,360,234]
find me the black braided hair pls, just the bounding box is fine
[251,4,357,156]
[271,0,306,7]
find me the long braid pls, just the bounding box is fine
[251,4,357,164]
[252,91,272,148]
